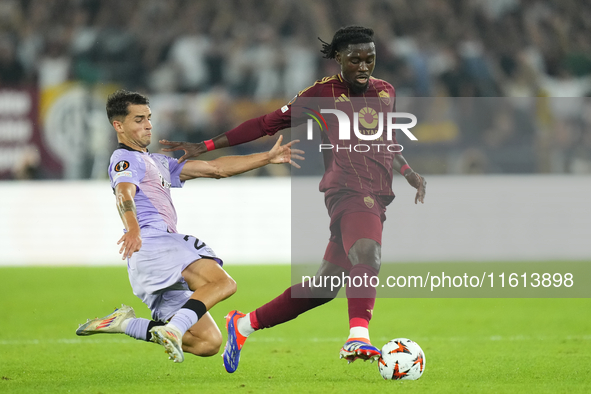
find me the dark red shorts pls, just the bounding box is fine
[323,192,387,269]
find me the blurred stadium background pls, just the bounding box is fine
[1,4,590,392]
[0,0,589,266]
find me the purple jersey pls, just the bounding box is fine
[108,144,186,233]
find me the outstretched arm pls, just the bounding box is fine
[160,109,293,163]
[159,133,230,163]
[179,136,302,181]
[392,154,426,204]
[114,182,142,259]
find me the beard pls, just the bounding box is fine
[350,80,370,95]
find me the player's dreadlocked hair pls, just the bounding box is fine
[106,89,150,124]
[319,26,375,59]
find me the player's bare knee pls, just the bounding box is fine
[220,276,237,298]
[209,332,223,355]
[182,335,199,356]
[198,344,220,357]
[183,329,222,357]
[348,239,381,270]
[185,343,219,357]
[199,331,223,356]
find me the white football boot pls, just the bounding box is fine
[76,304,135,336]
[149,325,184,363]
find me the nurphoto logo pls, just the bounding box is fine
[305,107,418,152]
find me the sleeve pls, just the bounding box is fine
[109,151,145,190]
[166,156,186,188]
[283,80,322,127]
[226,80,322,146]
[225,109,291,146]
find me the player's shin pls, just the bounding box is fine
[345,264,378,340]
[340,264,381,362]
[253,281,332,329]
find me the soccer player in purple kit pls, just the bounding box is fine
[75,90,302,363]
[160,26,427,372]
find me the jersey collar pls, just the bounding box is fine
[117,143,148,153]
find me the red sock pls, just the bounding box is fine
[253,281,331,330]
[346,264,378,328]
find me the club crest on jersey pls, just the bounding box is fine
[379,90,390,105]
[115,160,130,172]
[364,196,375,208]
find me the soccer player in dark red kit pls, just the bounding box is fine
[160,26,426,373]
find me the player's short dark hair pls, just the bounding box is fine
[106,89,149,123]
[319,26,375,59]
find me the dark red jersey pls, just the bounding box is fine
[226,74,398,204]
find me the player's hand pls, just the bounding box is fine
[268,135,305,168]
[159,140,206,163]
[405,171,426,204]
[117,230,142,260]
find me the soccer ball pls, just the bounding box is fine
[378,338,425,380]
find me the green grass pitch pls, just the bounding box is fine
[1,264,590,394]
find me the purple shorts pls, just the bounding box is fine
[127,226,222,322]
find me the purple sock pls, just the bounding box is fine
[125,318,166,341]
[168,308,198,336]
[125,318,151,341]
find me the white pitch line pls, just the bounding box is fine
[0,338,132,346]
[1,335,590,346]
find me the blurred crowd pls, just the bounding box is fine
[3,0,591,97]
[1,0,590,177]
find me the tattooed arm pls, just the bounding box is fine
[114,182,142,260]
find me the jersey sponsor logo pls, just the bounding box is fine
[281,105,289,113]
[379,90,390,105]
[158,172,171,189]
[364,196,375,208]
[358,107,379,129]
[113,170,132,180]
[334,93,351,103]
[114,160,130,172]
